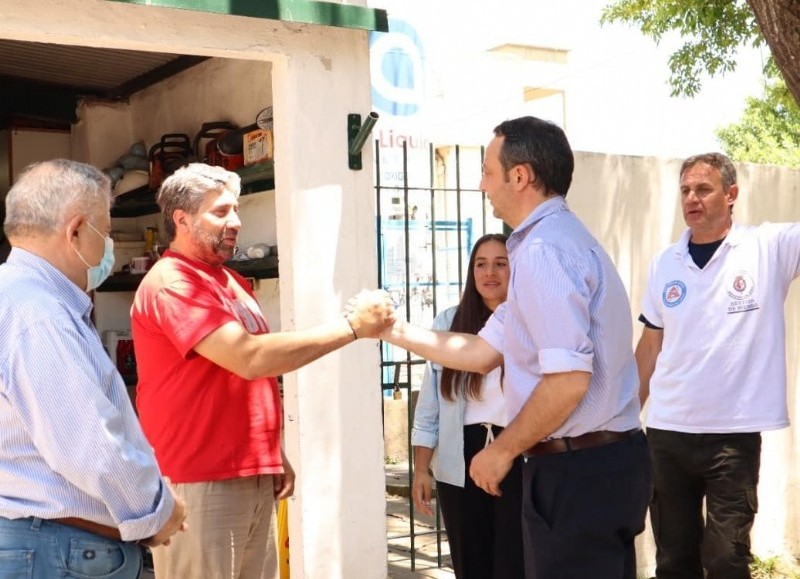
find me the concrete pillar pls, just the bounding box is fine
[272,29,386,579]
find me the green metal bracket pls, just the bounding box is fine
[106,0,388,32]
[348,112,378,171]
[348,113,363,171]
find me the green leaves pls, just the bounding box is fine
[601,0,763,97]
[602,0,800,167]
[716,75,800,168]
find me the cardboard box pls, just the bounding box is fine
[243,128,274,166]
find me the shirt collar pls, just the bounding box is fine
[163,248,227,276]
[6,247,93,318]
[508,196,568,254]
[674,221,743,256]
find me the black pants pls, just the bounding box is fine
[436,423,525,579]
[648,428,761,579]
[521,430,651,579]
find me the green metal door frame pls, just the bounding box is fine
[107,0,388,32]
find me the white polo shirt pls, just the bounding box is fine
[642,222,800,433]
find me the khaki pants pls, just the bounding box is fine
[153,475,278,579]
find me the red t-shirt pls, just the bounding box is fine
[131,250,282,483]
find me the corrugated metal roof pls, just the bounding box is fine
[0,38,182,94]
[0,39,208,125]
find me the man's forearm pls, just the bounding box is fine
[490,371,591,459]
[247,319,357,378]
[382,321,500,374]
[634,328,663,408]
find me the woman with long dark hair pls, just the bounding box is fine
[411,232,524,579]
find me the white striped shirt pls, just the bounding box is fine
[479,196,641,437]
[0,248,174,541]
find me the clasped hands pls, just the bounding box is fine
[343,289,397,339]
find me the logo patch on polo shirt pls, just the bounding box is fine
[726,270,759,314]
[662,280,686,307]
[727,271,754,300]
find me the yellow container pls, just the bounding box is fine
[277,499,290,578]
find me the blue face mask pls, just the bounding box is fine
[73,222,115,292]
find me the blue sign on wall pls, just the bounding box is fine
[369,18,425,117]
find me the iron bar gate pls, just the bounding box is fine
[375,139,503,572]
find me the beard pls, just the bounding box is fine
[190,221,235,264]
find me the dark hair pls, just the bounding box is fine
[680,152,737,191]
[440,233,509,402]
[493,116,574,197]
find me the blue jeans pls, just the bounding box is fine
[0,517,143,578]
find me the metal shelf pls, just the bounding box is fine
[110,162,274,218]
[96,256,279,292]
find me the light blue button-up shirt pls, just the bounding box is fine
[412,307,505,486]
[479,196,641,438]
[411,307,467,486]
[0,249,174,541]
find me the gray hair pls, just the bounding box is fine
[4,159,112,237]
[680,153,737,191]
[157,163,241,242]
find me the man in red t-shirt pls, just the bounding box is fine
[131,163,394,579]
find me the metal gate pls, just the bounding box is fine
[375,140,504,573]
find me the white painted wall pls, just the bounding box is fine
[1,2,387,577]
[9,130,71,179]
[271,35,388,577]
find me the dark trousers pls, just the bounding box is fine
[437,423,525,579]
[521,430,651,579]
[648,428,761,579]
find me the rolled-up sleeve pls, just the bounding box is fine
[411,360,441,449]
[117,480,175,541]
[516,243,594,375]
[478,303,506,354]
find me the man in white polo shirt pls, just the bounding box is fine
[636,152,800,579]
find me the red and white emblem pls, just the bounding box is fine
[726,271,755,300]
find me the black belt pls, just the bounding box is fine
[523,428,640,458]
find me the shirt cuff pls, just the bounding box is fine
[539,348,593,374]
[411,429,438,449]
[117,480,176,542]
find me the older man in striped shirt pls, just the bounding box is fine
[0,159,186,578]
[382,116,651,579]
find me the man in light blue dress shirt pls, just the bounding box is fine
[382,116,651,578]
[0,160,187,578]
